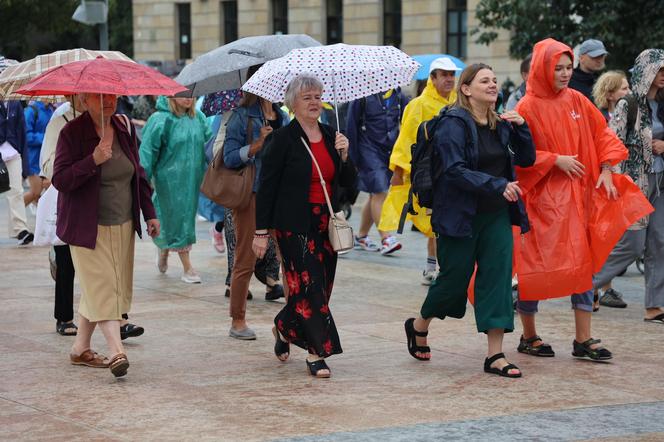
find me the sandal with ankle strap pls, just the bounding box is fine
[306,358,331,378]
[272,326,289,362]
[109,353,130,377]
[484,353,522,378]
[404,318,430,361]
[517,335,555,357]
[572,338,612,361]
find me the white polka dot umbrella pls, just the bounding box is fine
[241,44,420,127]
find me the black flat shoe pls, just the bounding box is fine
[265,284,284,301]
[224,287,253,300]
[120,323,144,341]
[306,358,331,378]
[272,326,289,362]
[484,353,522,378]
[404,318,430,361]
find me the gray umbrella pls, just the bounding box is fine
[175,34,321,97]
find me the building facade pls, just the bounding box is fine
[132,0,521,85]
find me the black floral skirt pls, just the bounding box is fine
[274,204,342,358]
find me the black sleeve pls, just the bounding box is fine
[255,132,287,230]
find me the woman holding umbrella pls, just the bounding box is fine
[253,75,356,378]
[53,93,160,378]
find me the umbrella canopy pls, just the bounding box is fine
[201,89,243,117]
[412,54,466,80]
[175,34,321,97]
[0,56,18,74]
[0,49,133,101]
[242,43,420,104]
[16,57,187,97]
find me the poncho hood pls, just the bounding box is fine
[630,49,664,99]
[526,38,574,99]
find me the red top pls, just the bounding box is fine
[308,138,335,204]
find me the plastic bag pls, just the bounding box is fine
[34,185,65,246]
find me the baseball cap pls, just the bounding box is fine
[429,57,462,74]
[579,39,608,57]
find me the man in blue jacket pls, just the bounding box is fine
[0,100,33,244]
[23,101,54,208]
[346,88,409,255]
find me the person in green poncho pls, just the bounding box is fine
[140,96,212,283]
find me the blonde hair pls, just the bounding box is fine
[168,97,196,118]
[455,63,498,130]
[593,71,627,109]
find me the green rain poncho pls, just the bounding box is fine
[139,96,212,250]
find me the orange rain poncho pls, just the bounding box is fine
[514,38,653,300]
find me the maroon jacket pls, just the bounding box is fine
[52,111,157,249]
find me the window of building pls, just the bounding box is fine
[272,0,288,35]
[221,0,238,44]
[176,2,191,59]
[383,0,401,48]
[446,0,467,59]
[326,0,343,44]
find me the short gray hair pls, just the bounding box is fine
[284,74,324,110]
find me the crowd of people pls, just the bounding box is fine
[1,36,662,380]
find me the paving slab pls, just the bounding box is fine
[0,195,660,441]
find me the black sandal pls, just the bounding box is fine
[572,338,612,361]
[484,353,522,378]
[404,318,430,361]
[272,327,289,362]
[517,335,555,357]
[644,312,664,323]
[56,321,78,336]
[120,323,144,341]
[306,359,331,378]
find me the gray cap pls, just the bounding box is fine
[579,39,608,57]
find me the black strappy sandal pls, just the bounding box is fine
[56,321,78,336]
[306,359,331,378]
[572,338,612,361]
[272,327,289,362]
[517,335,555,357]
[484,353,522,378]
[404,318,430,361]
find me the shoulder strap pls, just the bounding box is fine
[300,137,335,216]
[246,116,254,145]
[28,103,39,126]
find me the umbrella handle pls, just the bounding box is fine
[333,75,340,132]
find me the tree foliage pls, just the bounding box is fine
[0,0,132,61]
[473,0,664,70]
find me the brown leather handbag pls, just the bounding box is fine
[200,118,255,210]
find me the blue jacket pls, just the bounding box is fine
[223,102,289,192]
[431,106,536,237]
[0,100,28,175]
[24,101,54,151]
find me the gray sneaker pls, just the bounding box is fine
[229,326,257,340]
[599,288,627,308]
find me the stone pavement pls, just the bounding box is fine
[1,194,662,441]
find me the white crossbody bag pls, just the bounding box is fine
[300,137,354,252]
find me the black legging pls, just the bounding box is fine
[53,245,75,323]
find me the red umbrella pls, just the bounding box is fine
[16,57,187,97]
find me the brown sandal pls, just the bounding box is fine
[70,349,109,368]
[109,353,130,378]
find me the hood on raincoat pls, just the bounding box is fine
[526,38,574,99]
[155,95,170,112]
[630,49,664,99]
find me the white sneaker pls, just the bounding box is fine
[156,249,168,274]
[181,269,201,284]
[210,225,226,254]
[421,269,438,286]
[380,235,402,255]
[354,235,380,252]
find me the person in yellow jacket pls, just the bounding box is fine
[378,57,460,285]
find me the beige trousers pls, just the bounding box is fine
[4,155,29,237]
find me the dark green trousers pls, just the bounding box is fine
[420,208,514,333]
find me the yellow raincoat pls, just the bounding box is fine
[378,80,457,236]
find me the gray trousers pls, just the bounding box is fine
[593,173,664,308]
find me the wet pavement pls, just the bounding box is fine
[1,194,661,441]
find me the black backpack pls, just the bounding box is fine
[396,108,449,234]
